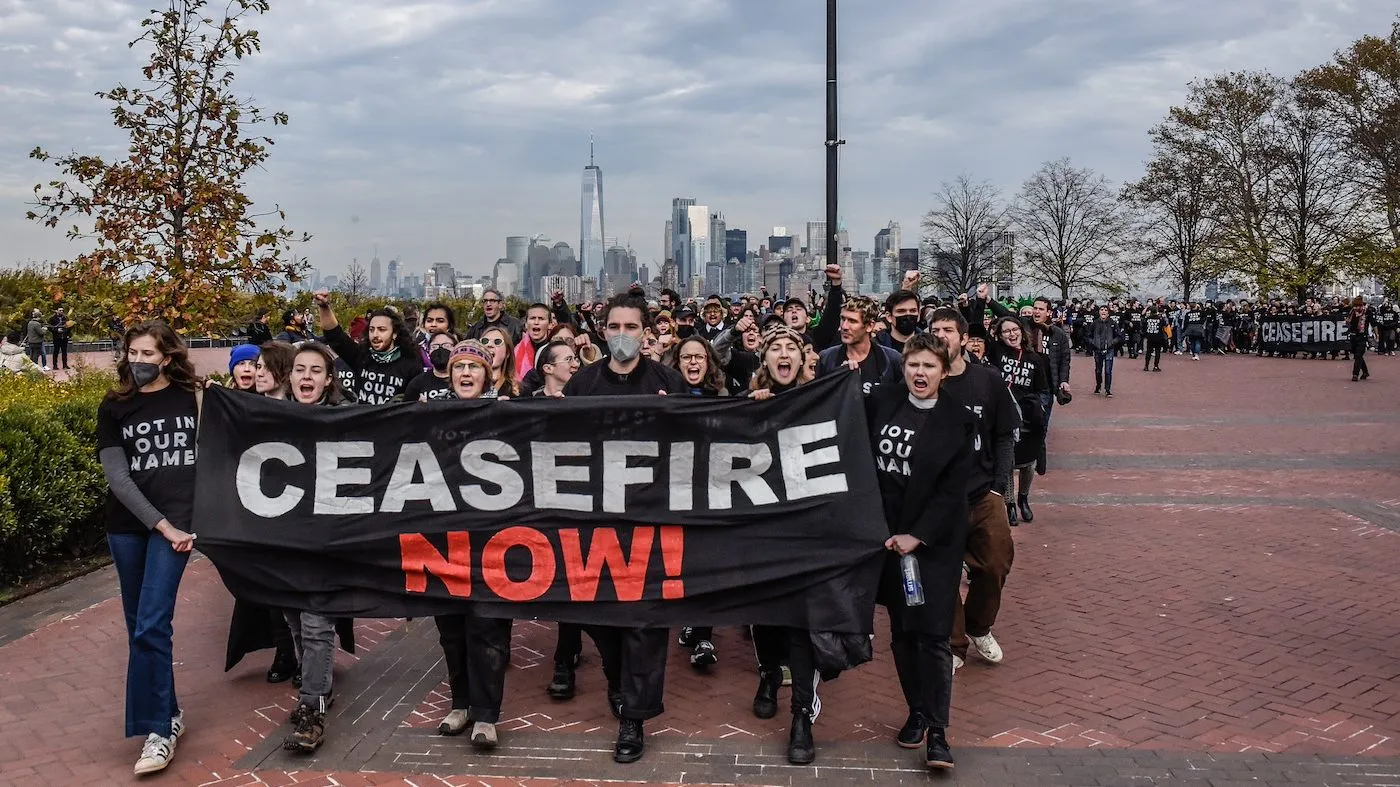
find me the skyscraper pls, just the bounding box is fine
[670,198,697,283]
[386,258,399,297]
[806,220,828,261]
[506,236,529,267]
[369,253,382,294]
[580,138,605,284]
[875,221,902,264]
[687,204,711,289]
[725,229,747,265]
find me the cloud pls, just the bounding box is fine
[0,0,1396,280]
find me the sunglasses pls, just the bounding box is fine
[483,337,505,346]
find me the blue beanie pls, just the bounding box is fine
[229,343,260,372]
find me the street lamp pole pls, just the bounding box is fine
[825,0,842,275]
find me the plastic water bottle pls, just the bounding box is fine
[900,554,925,607]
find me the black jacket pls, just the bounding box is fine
[866,383,974,636]
[987,299,1070,389]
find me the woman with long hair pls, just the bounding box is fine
[254,341,296,400]
[866,333,975,771]
[280,343,353,756]
[479,325,520,397]
[428,340,515,750]
[96,322,201,776]
[986,315,1050,525]
[669,335,727,397]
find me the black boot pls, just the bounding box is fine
[787,712,815,765]
[613,719,644,763]
[267,647,298,684]
[753,668,781,720]
[1006,500,1018,527]
[1018,494,1034,523]
[896,711,928,749]
[926,727,954,769]
[547,661,576,700]
[607,688,624,719]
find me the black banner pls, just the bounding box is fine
[1258,314,1350,354]
[193,375,887,632]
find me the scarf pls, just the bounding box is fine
[369,346,402,364]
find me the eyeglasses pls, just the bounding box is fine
[679,353,707,362]
[483,337,505,346]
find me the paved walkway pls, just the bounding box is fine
[3,350,1399,785]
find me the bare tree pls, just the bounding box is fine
[339,259,369,306]
[1122,145,1222,301]
[918,175,1009,297]
[1011,158,1130,300]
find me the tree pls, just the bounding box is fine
[1011,158,1130,300]
[26,0,308,332]
[1156,71,1285,292]
[338,260,370,306]
[918,175,1009,297]
[1122,145,1222,301]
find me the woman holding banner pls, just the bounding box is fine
[281,343,354,755]
[426,340,515,750]
[749,325,821,764]
[97,322,201,776]
[866,333,975,771]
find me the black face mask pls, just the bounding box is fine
[429,347,451,371]
[894,315,919,336]
[676,325,695,339]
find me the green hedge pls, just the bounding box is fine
[0,370,113,586]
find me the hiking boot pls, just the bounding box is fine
[926,728,954,769]
[614,719,645,763]
[546,662,576,700]
[753,668,782,719]
[896,711,928,749]
[133,733,176,776]
[970,632,1004,663]
[787,712,815,765]
[437,708,469,736]
[470,721,498,750]
[283,707,326,753]
[676,627,699,647]
[689,640,718,668]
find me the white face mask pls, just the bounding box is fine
[608,334,641,363]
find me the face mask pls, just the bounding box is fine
[607,334,641,363]
[894,316,919,336]
[130,362,162,388]
[676,325,695,339]
[429,347,452,371]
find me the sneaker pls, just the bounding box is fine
[133,733,175,775]
[283,707,326,753]
[953,654,964,673]
[969,632,1003,663]
[896,711,928,749]
[1106,392,1114,398]
[676,627,699,647]
[689,640,717,668]
[438,708,470,736]
[469,721,498,750]
[42,365,51,372]
[170,710,185,740]
[1192,354,1200,361]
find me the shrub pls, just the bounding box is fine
[0,369,114,586]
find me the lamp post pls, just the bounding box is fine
[825,0,843,274]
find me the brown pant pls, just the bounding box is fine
[951,491,1015,659]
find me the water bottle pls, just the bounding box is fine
[900,553,925,607]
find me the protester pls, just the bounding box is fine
[515,303,553,379]
[532,340,579,398]
[464,288,524,343]
[817,293,903,396]
[480,325,521,398]
[1142,308,1168,372]
[274,308,314,344]
[670,335,727,397]
[404,331,458,402]
[96,322,200,775]
[1085,305,1126,397]
[254,341,296,399]
[867,332,975,771]
[247,309,273,347]
[227,344,260,392]
[1349,297,1371,382]
[561,292,686,764]
[313,291,423,404]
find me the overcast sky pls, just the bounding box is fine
[2,0,1396,280]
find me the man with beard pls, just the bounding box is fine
[313,291,424,403]
[465,288,524,344]
[562,293,686,764]
[275,308,314,344]
[817,293,903,397]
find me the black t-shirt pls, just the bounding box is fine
[404,373,453,402]
[1142,315,1166,342]
[563,357,688,397]
[874,399,927,531]
[940,363,1020,501]
[96,385,199,534]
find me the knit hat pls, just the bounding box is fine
[229,343,260,372]
[759,324,806,354]
[448,340,492,371]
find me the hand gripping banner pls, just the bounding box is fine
[192,374,888,632]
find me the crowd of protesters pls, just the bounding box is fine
[94,271,1394,777]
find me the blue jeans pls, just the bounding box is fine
[1189,336,1203,356]
[1094,350,1115,393]
[109,531,189,738]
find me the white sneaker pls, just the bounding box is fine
[970,632,1004,663]
[1192,354,1199,361]
[438,708,469,736]
[133,733,176,776]
[469,721,498,750]
[42,365,51,372]
[170,710,185,739]
[952,654,965,673]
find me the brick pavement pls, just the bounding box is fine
[1,350,1397,786]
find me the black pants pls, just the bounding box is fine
[51,338,69,368]
[583,625,669,721]
[26,343,44,366]
[1381,329,1396,354]
[434,613,513,723]
[554,622,582,665]
[887,606,954,730]
[1352,338,1369,379]
[786,628,818,716]
[270,607,295,653]
[1144,343,1162,370]
[752,625,789,672]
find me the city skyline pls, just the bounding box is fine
[3,1,1398,280]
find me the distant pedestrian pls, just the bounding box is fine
[49,307,72,370]
[1349,297,1370,382]
[25,309,48,370]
